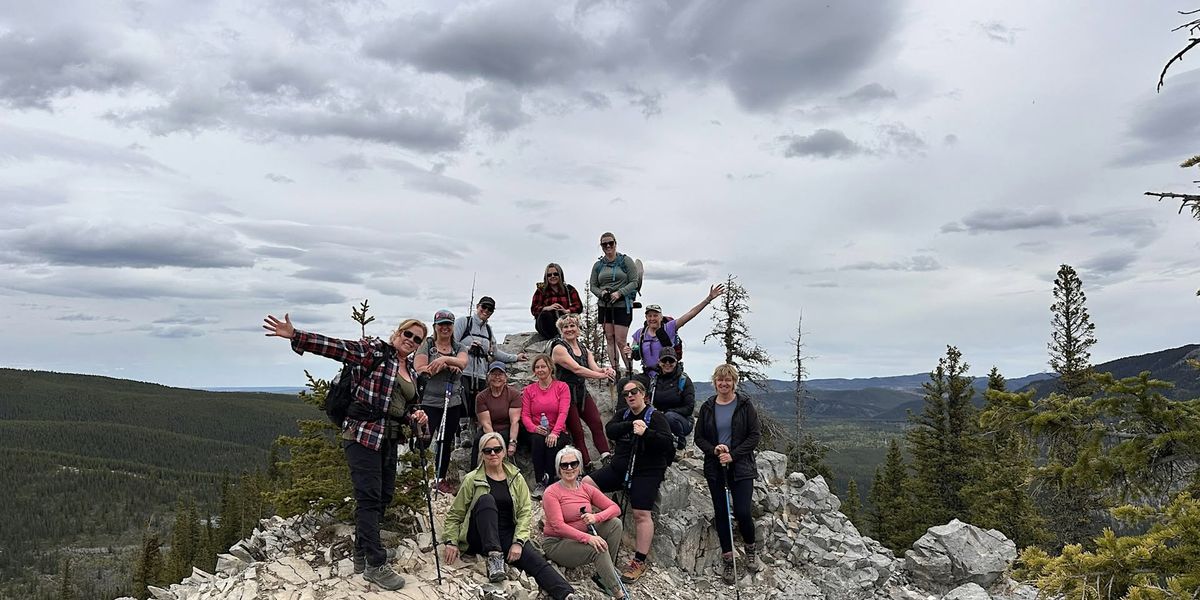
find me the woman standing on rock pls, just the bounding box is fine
[414,309,469,494]
[261,313,427,592]
[550,313,615,470]
[542,445,626,599]
[694,363,763,584]
[590,232,639,376]
[442,432,578,599]
[520,354,571,498]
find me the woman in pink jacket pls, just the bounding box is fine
[542,445,625,599]
[521,354,570,498]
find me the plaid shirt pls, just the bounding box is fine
[530,283,583,318]
[290,331,419,451]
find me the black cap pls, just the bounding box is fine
[479,296,496,309]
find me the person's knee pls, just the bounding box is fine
[632,509,652,524]
[473,493,497,514]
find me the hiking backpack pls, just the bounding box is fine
[325,343,395,425]
[593,254,644,307]
[634,317,684,361]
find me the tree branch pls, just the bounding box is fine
[1158,37,1200,91]
[1144,191,1200,217]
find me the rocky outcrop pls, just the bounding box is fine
[904,519,1017,592]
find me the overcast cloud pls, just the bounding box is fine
[1,0,1197,387]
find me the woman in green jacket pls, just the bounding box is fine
[442,432,578,599]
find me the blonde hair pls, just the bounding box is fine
[711,363,740,386]
[555,313,580,334]
[477,432,506,465]
[392,319,428,342]
[555,445,585,475]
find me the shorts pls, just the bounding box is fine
[588,464,663,511]
[597,305,633,327]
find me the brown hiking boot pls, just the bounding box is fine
[363,563,406,590]
[720,552,736,584]
[745,542,763,572]
[620,558,648,583]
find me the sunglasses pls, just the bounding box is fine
[559,460,581,470]
[546,272,560,277]
[480,305,495,312]
[600,241,616,248]
[622,388,643,397]
[400,330,422,342]
[481,446,505,455]
[660,358,677,365]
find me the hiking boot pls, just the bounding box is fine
[675,435,686,450]
[591,573,612,595]
[486,550,506,582]
[599,451,612,465]
[619,558,648,583]
[745,542,762,572]
[721,553,736,584]
[363,563,406,590]
[352,547,398,574]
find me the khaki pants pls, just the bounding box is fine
[542,518,623,596]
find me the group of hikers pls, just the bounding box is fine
[261,232,764,599]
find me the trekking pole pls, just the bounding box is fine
[647,372,657,408]
[620,431,640,519]
[433,381,453,486]
[414,422,443,584]
[580,507,632,600]
[723,464,740,600]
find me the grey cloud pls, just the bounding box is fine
[0,29,150,109]
[839,82,896,104]
[249,283,347,306]
[363,277,421,299]
[951,207,1068,233]
[3,221,255,269]
[138,324,206,339]
[579,91,611,109]
[642,261,708,284]
[2,270,232,300]
[253,245,306,259]
[1069,211,1160,248]
[153,315,220,325]
[624,86,662,118]
[685,259,721,267]
[0,124,170,172]
[976,21,1020,45]
[294,267,365,285]
[1115,69,1200,166]
[55,313,130,322]
[878,123,926,156]
[782,129,865,159]
[1081,251,1137,276]
[105,87,231,136]
[841,256,942,272]
[944,134,959,146]
[465,85,532,132]
[265,173,295,183]
[377,158,482,204]
[231,54,331,100]
[526,223,569,241]
[513,199,551,211]
[327,153,371,171]
[944,208,1161,248]
[805,280,840,288]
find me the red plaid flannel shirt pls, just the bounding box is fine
[530,283,583,318]
[290,331,418,451]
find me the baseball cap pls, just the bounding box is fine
[433,309,455,324]
[488,361,507,373]
[479,296,496,309]
[658,347,678,362]
[645,304,662,313]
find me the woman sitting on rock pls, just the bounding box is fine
[550,313,615,470]
[583,377,674,583]
[694,363,763,584]
[542,445,626,599]
[520,354,571,498]
[471,361,524,468]
[530,262,583,343]
[442,432,578,599]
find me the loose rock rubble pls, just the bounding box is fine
[115,333,1045,600]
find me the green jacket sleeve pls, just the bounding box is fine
[442,482,471,547]
[511,474,532,544]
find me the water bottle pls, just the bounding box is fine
[540,412,549,431]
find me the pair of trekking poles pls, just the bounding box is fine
[406,381,457,586]
[619,373,655,517]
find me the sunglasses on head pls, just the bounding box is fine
[622,388,643,397]
[400,330,422,341]
[559,460,580,470]
[481,445,505,455]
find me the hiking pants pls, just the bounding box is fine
[565,386,609,465]
[662,411,694,449]
[343,438,398,567]
[542,518,623,594]
[706,473,755,553]
[424,403,464,480]
[466,494,575,600]
[535,311,560,340]
[531,432,567,484]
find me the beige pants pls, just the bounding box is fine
[542,518,623,596]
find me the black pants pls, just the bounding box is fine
[707,473,756,553]
[535,311,560,340]
[466,494,574,600]
[344,439,398,567]
[531,432,566,484]
[424,403,464,480]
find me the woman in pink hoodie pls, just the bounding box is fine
[521,354,570,498]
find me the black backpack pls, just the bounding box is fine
[324,343,395,425]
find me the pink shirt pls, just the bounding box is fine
[520,380,571,435]
[541,481,621,543]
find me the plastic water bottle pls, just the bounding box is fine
[540,412,549,430]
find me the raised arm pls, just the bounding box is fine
[264,313,372,365]
[672,284,725,330]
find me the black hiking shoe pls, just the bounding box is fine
[486,550,506,582]
[363,563,406,590]
[352,547,397,574]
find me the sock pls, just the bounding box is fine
[634,552,647,563]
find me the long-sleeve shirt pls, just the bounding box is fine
[454,315,519,380]
[530,283,583,318]
[590,253,639,309]
[520,380,571,435]
[542,482,621,543]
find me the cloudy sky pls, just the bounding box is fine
[2,0,1198,388]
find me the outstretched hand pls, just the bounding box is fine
[707,284,726,302]
[263,313,295,339]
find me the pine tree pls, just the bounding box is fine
[58,557,75,600]
[164,498,199,582]
[906,346,979,526]
[777,311,832,478]
[132,530,163,599]
[868,439,918,550]
[843,480,862,527]
[1048,264,1097,398]
[703,274,771,390]
[217,473,241,551]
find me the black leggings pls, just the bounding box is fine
[466,494,574,600]
[424,403,464,480]
[535,311,561,340]
[707,473,756,553]
[343,439,398,567]
[531,432,567,484]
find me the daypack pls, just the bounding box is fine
[457,315,494,345]
[633,317,684,361]
[325,343,395,425]
[622,405,675,464]
[593,254,644,306]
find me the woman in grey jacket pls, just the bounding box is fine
[590,232,639,375]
